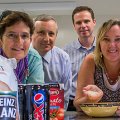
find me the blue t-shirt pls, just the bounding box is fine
[24,47,44,84]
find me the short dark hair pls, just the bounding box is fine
[0,10,34,38]
[72,6,95,24]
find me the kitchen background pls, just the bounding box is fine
[0,0,120,48]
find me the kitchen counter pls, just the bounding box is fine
[65,111,120,120]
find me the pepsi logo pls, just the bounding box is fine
[34,93,44,104]
[50,89,59,95]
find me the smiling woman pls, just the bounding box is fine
[0,10,44,84]
[74,19,120,116]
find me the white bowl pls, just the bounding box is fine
[80,102,119,117]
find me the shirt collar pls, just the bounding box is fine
[92,37,96,47]
[42,50,52,64]
[75,37,96,49]
[74,39,81,49]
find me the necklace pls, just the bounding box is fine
[104,65,120,85]
[105,71,120,85]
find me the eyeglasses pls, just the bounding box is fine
[4,32,30,41]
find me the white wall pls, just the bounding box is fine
[0,0,119,48]
[54,15,76,48]
[53,15,120,48]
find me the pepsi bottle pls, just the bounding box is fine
[25,84,49,120]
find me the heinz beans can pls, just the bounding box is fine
[0,91,17,120]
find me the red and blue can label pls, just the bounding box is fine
[19,84,49,120]
[18,84,64,120]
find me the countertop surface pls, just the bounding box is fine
[65,111,120,120]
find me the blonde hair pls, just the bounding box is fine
[94,19,120,67]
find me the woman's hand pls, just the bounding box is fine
[83,85,103,103]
